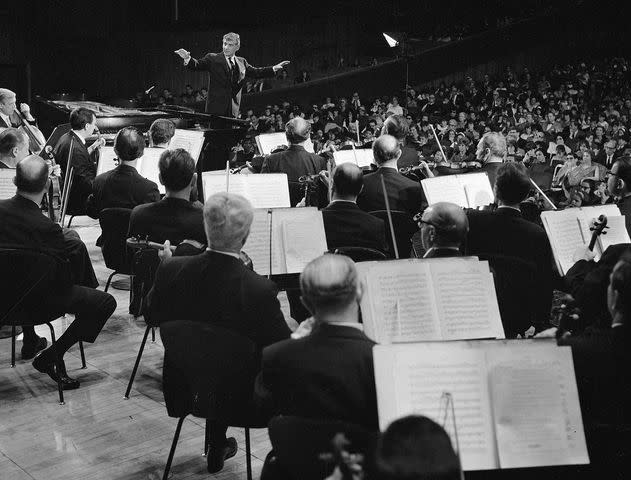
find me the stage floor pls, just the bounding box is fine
[0,216,297,480]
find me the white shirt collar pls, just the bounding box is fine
[71,130,86,144]
[329,199,357,205]
[333,322,363,331]
[0,112,11,127]
[225,55,236,64]
[206,247,240,260]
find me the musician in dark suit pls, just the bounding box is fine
[85,127,160,219]
[322,163,387,253]
[466,163,553,329]
[474,131,505,186]
[53,107,102,215]
[381,114,420,170]
[0,155,116,388]
[145,192,291,472]
[357,134,425,216]
[128,149,205,245]
[255,253,379,430]
[608,156,631,235]
[0,128,29,169]
[418,201,468,258]
[0,88,37,129]
[261,117,329,206]
[175,32,289,117]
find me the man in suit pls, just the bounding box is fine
[357,134,424,217]
[53,107,103,214]
[466,162,553,329]
[175,32,289,117]
[418,201,468,258]
[474,131,506,187]
[608,156,631,235]
[145,192,291,473]
[322,163,387,253]
[0,128,29,169]
[261,117,328,206]
[255,253,379,430]
[85,127,160,218]
[0,155,116,388]
[0,88,37,129]
[381,114,420,170]
[128,148,205,245]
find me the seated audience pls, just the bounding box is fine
[322,163,387,253]
[375,415,461,480]
[357,134,424,216]
[148,118,176,148]
[86,127,160,218]
[255,253,378,430]
[0,155,116,388]
[146,192,291,473]
[418,201,468,258]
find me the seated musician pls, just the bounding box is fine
[53,107,103,214]
[86,126,160,218]
[0,155,116,388]
[322,162,387,253]
[0,128,29,169]
[145,192,291,473]
[261,117,328,206]
[381,114,419,170]
[128,148,205,245]
[418,202,468,258]
[0,88,36,129]
[357,134,424,217]
[475,131,505,187]
[255,253,379,430]
[148,118,175,148]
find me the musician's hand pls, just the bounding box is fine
[88,137,106,153]
[419,161,435,178]
[572,245,596,263]
[19,103,35,121]
[534,327,558,338]
[273,60,290,72]
[295,197,306,207]
[180,239,205,250]
[174,48,191,61]
[159,240,173,261]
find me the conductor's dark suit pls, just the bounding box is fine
[85,164,160,219]
[322,200,387,252]
[145,250,291,347]
[357,167,424,216]
[255,323,379,430]
[186,52,275,117]
[53,131,96,215]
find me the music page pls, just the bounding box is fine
[242,209,284,276]
[138,148,164,193]
[244,174,290,208]
[0,169,15,200]
[374,343,498,471]
[279,208,328,274]
[169,129,205,163]
[255,132,288,155]
[459,172,495,208]
[541,210,586,275]
[333,149,375,168]
[96,147,118,176]
[421,175,469,207]
[598,214,631,252]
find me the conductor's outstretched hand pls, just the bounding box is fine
[174,48,191,61]
[273,60,290,71]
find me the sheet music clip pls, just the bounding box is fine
[438,391,465,480]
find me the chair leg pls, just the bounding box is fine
[104,271,117,293]
[151,327,155,342]
[11,325,16,368]
[203,419,210,456]
[46,322,64,405]
[245,427,252,480]
[124,325,151,399]
[163,416,186,480]
[79,341,86,369]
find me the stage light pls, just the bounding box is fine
[382,33,399,48]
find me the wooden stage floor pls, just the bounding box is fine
[0,217,297,480]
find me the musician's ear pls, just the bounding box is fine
[619,179,626,192]
[190,172,198,188]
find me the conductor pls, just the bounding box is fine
[175,32,289,118]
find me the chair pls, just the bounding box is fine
[99,208,133,292]
[160,320,264,480]
[262,415,379,480]
[332,246,387,262]
[369,210,418,259]
[0,247,86,404]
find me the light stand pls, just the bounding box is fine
[382,32,410,111]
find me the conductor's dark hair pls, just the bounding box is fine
[158,148,196,191]
[494,162,531,205]
[0,128,27,155]
[382,115,410,142]
[15,155,49,193]
[332,163,363,197]
[149,119,175,145]
[69,107,96,130]
[114,127,145,162]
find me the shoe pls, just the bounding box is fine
[207,437,238,473]
[32,352,80,390]
[21,336,48,360]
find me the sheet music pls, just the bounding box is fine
[255,132,289,155]
[421,175,469,207]
[598,214,631,252]
[333,149,374,168]
[374,343,498,471]
[541,210,587,275]
[430,260,504,340]
[0,169,15,200]
[488,341,589,468]
[280,210,328,273]
[242,209,283,276]
[169,129,205,164]
[202,172,290,208]
[96,147,118,176]
[460,172,495,208]
[138,148,165,193]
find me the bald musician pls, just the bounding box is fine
[0,155,116,389]
[418,202,469,258]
